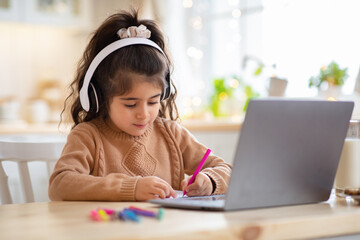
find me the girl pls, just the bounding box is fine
[49,9,232,201]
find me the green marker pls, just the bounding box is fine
[157,208,164,220]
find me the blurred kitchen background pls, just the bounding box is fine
[1,0,360,204]
[1,0,360,126]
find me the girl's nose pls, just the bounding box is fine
[136,105,147,119]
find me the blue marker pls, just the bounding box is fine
[123,209,140,222]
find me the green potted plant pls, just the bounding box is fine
[209,78,234,117]
[309,61,348,90]
[209,76,258,118]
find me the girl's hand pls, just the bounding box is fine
[135,176,177,201]
[181,172,213,197]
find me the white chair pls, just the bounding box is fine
[0,134,66,204]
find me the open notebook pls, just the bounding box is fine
[149,99,354,211]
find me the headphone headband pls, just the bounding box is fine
[79,38,169,112]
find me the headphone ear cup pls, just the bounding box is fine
[162,72,171,100]
[88,82,101,113]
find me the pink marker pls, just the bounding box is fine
[90,210,101,221]
[183,149,211,196]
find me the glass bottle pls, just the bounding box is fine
[334,120,360,199]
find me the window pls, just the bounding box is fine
[166,0,360,118]
[262,0,360,97]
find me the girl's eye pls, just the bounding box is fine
[123,101,158,108]
[125,104,136,108]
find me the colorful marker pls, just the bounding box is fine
[97,209,109,221]
[90,207,162,222]
[128,206,157,217]
[122,209,141,222]
[157,208,164,221]
[183,149,211,196]
[90,210,102,221]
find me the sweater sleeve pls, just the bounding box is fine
[165,121,232,195]
[48,124,140,201]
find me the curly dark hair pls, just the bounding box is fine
[61,9,179,128]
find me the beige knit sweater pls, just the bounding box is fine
[48,117,232,201]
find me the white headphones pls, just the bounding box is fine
[79,37,171,113]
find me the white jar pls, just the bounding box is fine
[0,99,21,123]
[26,100,50,124]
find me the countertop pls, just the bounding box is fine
[0,118,242,134]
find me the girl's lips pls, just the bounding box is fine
[134,124,146,128]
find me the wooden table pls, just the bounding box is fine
[0,194,359,240]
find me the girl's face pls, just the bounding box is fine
[108,74,163,136]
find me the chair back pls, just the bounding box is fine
[0,134,66,204]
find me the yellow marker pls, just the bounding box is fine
[98,209,109,221]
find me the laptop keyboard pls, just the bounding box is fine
[182,195,226,201]
[148,194,226,209]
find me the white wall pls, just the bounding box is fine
[0,23,85,101]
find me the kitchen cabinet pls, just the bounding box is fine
[0,0,21,21]
[182,119,241,165]
[0,0,92,29]
[191,131,239,165]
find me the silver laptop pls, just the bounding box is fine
[149,99,354,211]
